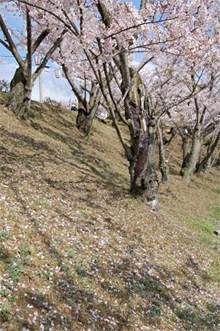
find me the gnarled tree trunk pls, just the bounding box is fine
[120,73,159,208]
[76,104,99,136]
[180,128,191,176]
[157,121,169,184]
[182,123,201,180]
[96,0,159,208]
[63,62,101,136]
[196,132,220,173]
[127,105,159,209]
[9,67,32,119]
[163,127,176,146]
[1,7,65,120]
[79,111,97,135]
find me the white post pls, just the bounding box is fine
[39,72,43,102]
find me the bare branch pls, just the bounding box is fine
[32,29,67,81]
[62,63,86,108]
[0,38,11,51]
[18,0,77,35]
[0,14,24,67]
[26,7,32,76]
[32,29,50,54]
[104,17,178,40]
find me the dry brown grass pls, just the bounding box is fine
[0,96,219,330]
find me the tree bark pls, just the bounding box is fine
[1,8,66,119]
[163,127,176,146]
[157,122,169,184]
[129,116,159,209]
[120,73,159,208]
[76,106,98,136]
[97,0,159,208]
[196,132,220,173]
[9,67,32,119]
[213,152,220,167]
[180,130,191,176]
[182,123,201,180]
[77,86,101,135]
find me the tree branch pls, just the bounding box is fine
[26,7,32,80]
[0,14,24,68]
[32,28,50,54]
[18,0,77,35]
[62,63,86,108]
[97,38,129,154]
[0,38,11,51]
[32,29,67,81]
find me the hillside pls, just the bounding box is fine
[0,95,219,331]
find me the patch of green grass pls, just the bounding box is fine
[183,207,219,247]
[0,91,9,104]
[176,307,199,323]
[148,300,162,317]
[207,302,220,313]
[36,268,53,281]
[6,257,24,283]
[34,199,51,207]
[75,262,88,277]
[9,295,17,303]
[18,243,31,265]
[175,302,220,326]
[0,304,11,322]
[192,205,220,246]
[0,289,10,298]
[60,261,69,273]
[189,218,215,234]
[207,260,220,283]
[18,243,31,256]
[211,206,220,220]
[68,242,82,258]
[0,230,10,241]
[212,187,220,194]
[200,235,214,246]
[136,276,163,298]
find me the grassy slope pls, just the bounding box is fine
[0,96,219,330]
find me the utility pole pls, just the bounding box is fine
[39,72,43,102]
[35,54,43,102]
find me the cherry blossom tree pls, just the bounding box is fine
[59,46,106,135]
[0,0,67,118]
[93,0,220,204]
[12,0,220,206]
[167,54,220,179]
[179,82,220,179]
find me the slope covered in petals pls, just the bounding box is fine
[0,96,219,330]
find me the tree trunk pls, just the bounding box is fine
[129,118,159,210]
[163,127,176,146]
[9,67,32,119]
[182,124,201,180]
[76,108,97,135]
[157,122,169,184]
[92,1,159,208]
[70,80,101,135]
[213,152,220,167]
[196,132,220,173]
[180,130,191,176]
